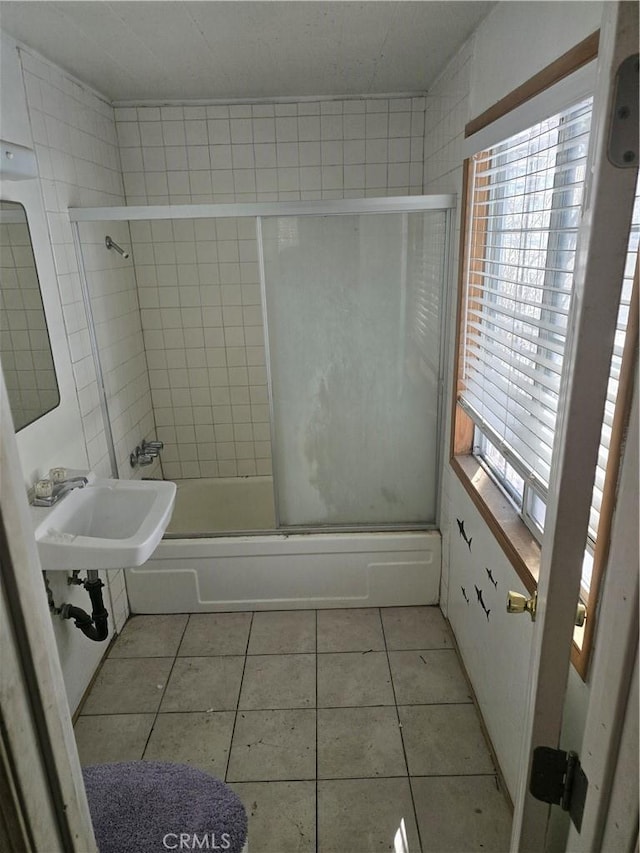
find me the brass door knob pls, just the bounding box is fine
[507,590,587,626]
[507,590,537,621]
[575,602,587,628]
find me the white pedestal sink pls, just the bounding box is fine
[33,474,176,571]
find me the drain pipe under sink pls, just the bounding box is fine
[46,570,110,642]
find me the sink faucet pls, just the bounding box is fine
[32,476,89,507]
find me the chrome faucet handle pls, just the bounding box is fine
[31,475,87,506]
[141,439,163,453]
[34,478,54,501]
[130,445,155,467]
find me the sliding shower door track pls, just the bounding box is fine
[164,522,437,540]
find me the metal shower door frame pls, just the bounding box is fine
[69,195,455,531]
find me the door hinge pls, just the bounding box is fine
[607,53,639,168]
[530,747,588,832]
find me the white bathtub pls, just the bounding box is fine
[166,476,276,536]
[127,477,441,613]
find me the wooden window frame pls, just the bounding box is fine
[449,30,638,679]
[464,31,600,137]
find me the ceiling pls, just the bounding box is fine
[0,1,495,103]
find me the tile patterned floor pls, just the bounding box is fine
[75,607,512,852]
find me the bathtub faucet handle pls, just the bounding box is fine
[141,439,163,456]
[130,441,160,467]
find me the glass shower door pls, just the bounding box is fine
[260,210,447,528]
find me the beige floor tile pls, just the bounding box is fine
[399,705,494,776]
[389,649,473,705]
[248,610,316,654]
[227,709,316,781]
[317,652,394,707]
[160,656,244,712]
[178,612,252,656]
[382,606,453,650]
[143,711,235,776]
[412,775,512,852]
[231,781,315,852]
[239,654,315,709]
[74,714,154,765]
[108,614,188,657]
[318,778,421,853]
[317,608,384,652]
[81,658,173,715]
[317,706,406,779]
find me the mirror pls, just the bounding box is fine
[0,200,60,430]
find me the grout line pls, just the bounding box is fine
[379,607,424,853]
[78,698,475,717]
[113,92,428,108]
[224,611,254,783]
[140,615,191,759]
[222,772,499,783]
[109,644,454,659]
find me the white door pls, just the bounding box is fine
[0,376,96,848]
[511,3,639,850]
[569,380,638,851]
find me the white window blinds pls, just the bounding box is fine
[459,97,593,494]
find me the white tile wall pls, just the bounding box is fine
[118,96,426,476]
[77,220,159,480]
[130,216,269,479]
[423,40,472,195]
[116,98,426,205]
[20,47,124,477]
[422,39,474,613]
[18,46,155,632]
[20,48,160,482]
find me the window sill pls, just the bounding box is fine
[450,454,539,595]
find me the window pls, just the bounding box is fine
[452,51,638,677]
[460,95,592,519]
